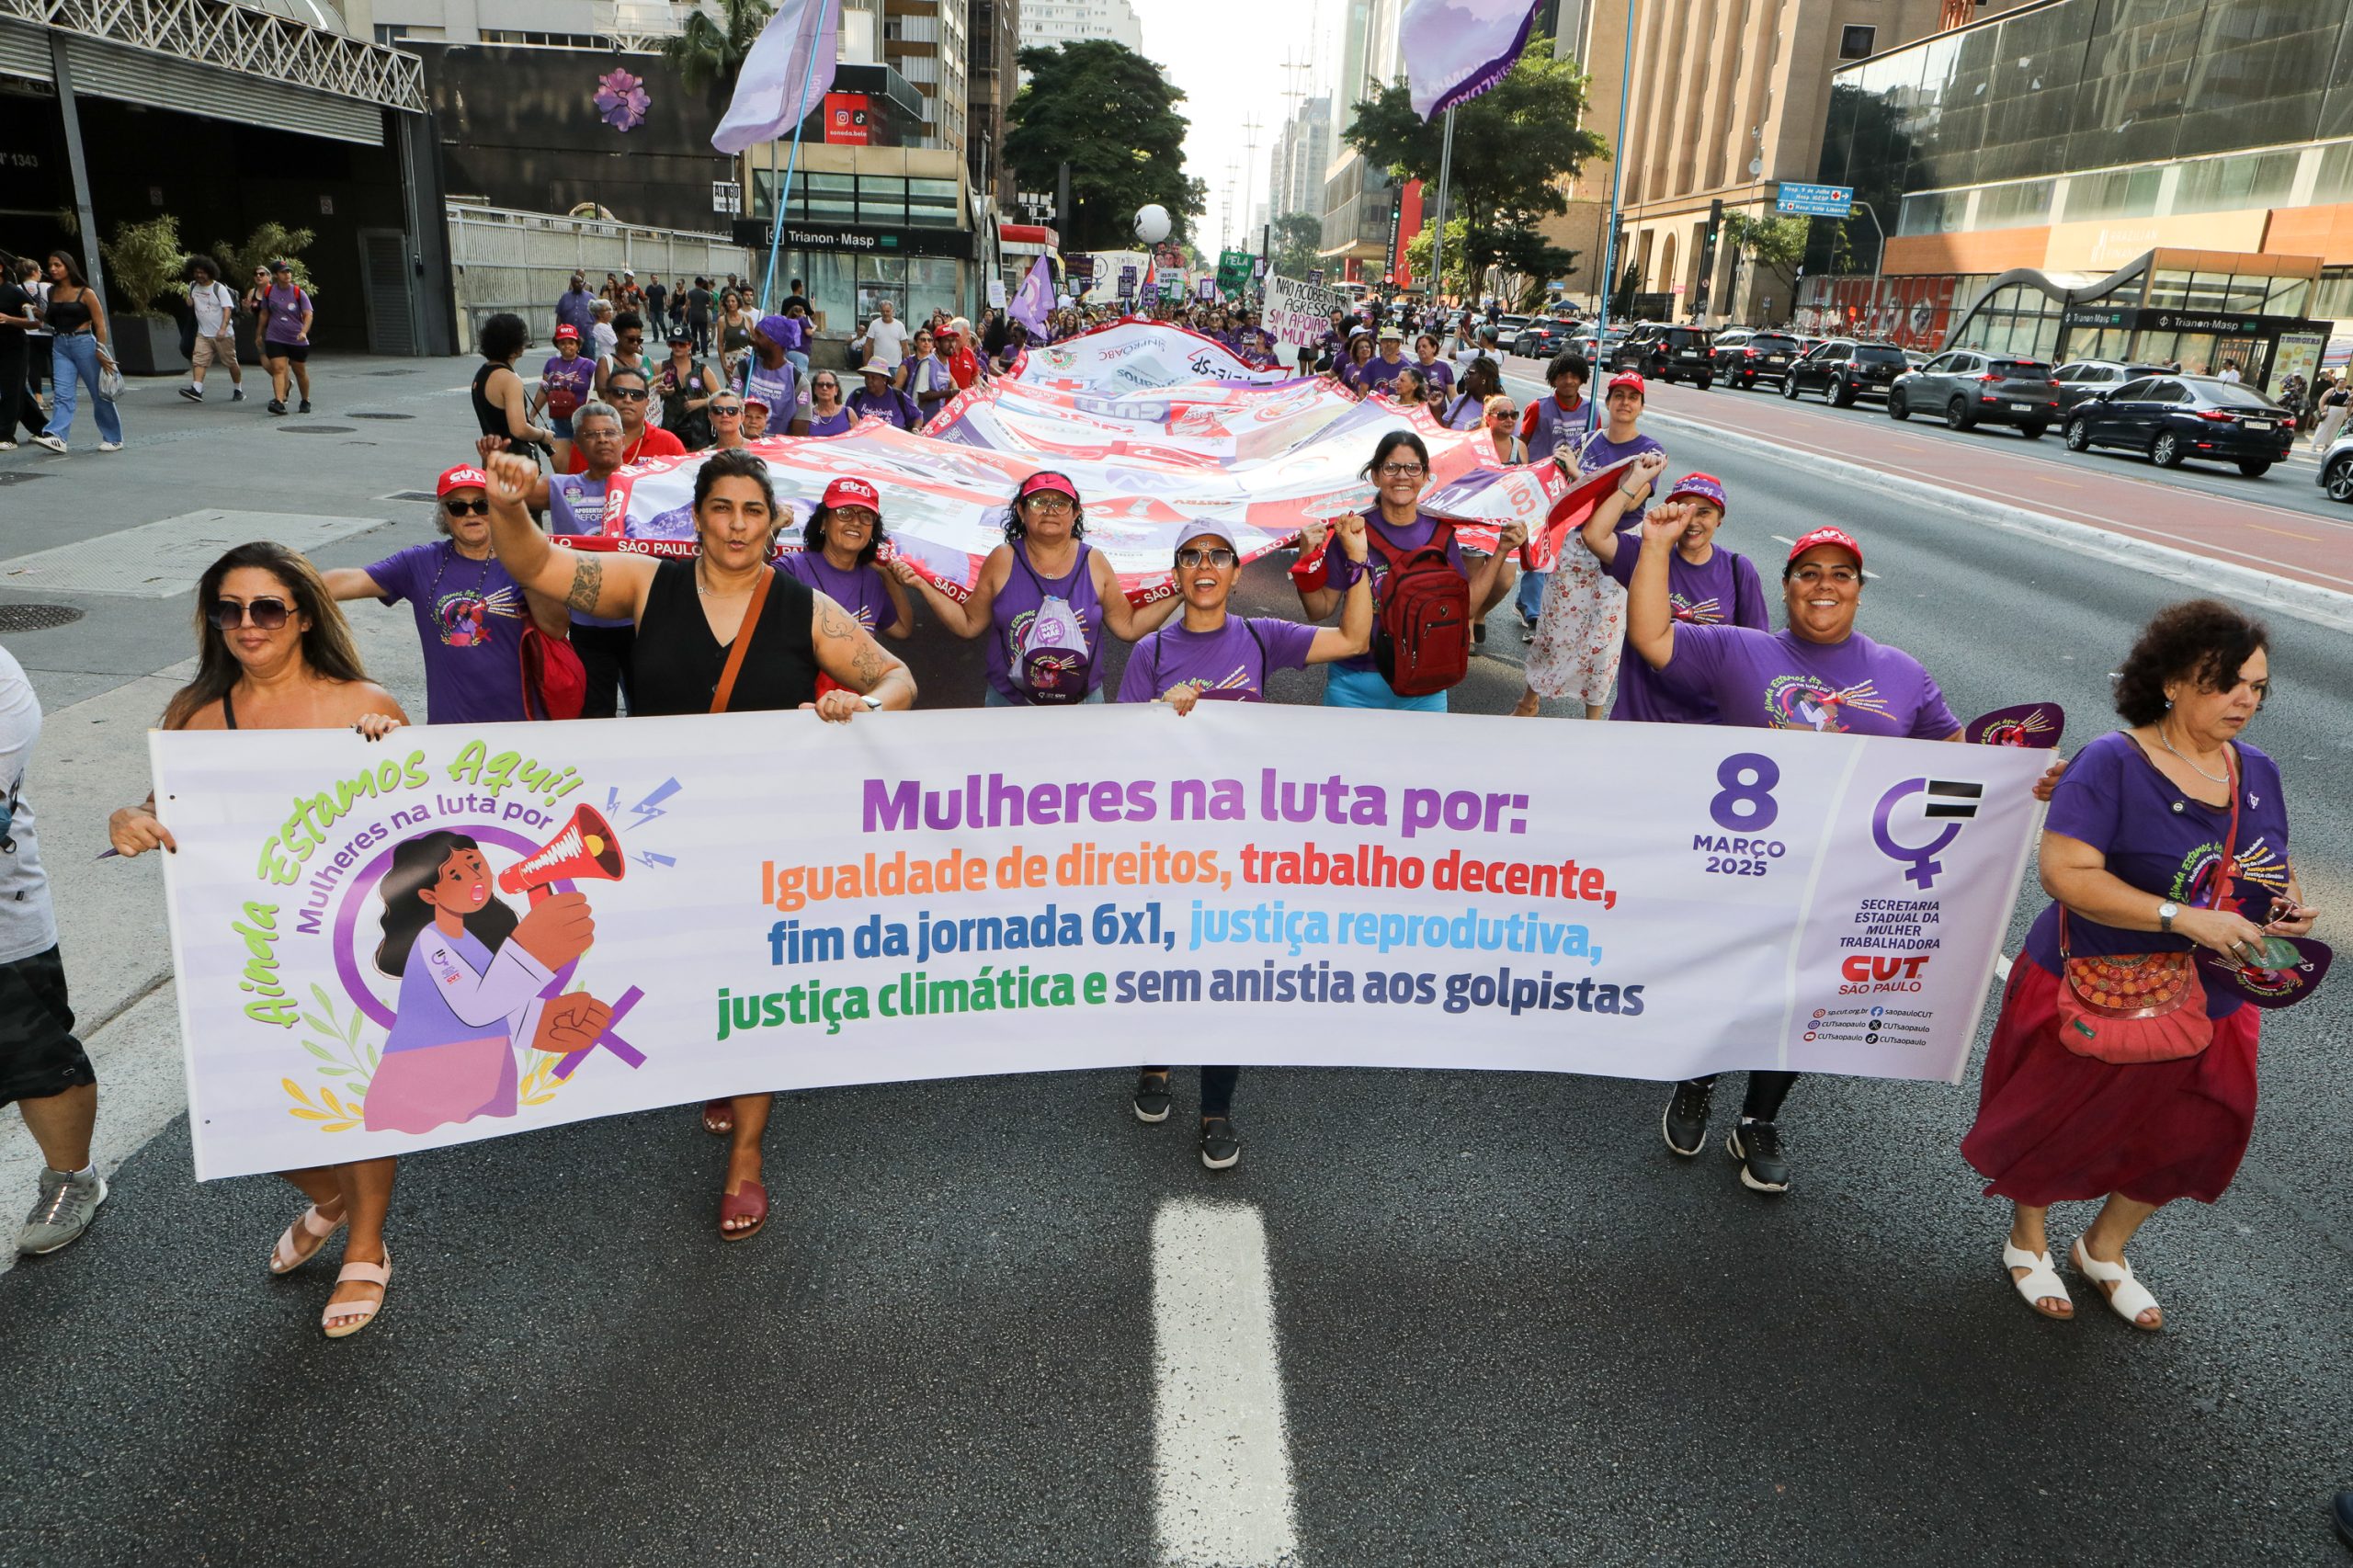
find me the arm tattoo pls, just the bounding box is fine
[565,553,605,614]
[849,637,890,690]
[815,597,858,644]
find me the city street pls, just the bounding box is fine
[1,362,2348,1566]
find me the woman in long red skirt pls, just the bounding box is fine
[1962,600,2318,1329]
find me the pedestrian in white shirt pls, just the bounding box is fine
[590,300,618,363]
[2218,360,2243,383]
[179,256,244,403]
[856,300,908,368]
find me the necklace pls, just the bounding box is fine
[2154,722,2228,785]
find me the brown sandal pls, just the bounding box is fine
[719,1178,767,1243]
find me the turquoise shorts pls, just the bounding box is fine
[1322,664,1448,712]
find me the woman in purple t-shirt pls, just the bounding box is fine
[1626,513,1995,1196]
[1116,516,1373,1171]
[780,475,913,639]
[1520,370,1662,720]
[791,370,854,437]
[892,470,1180,705]
[1961,601,2313,1329]
[259,259,313,416]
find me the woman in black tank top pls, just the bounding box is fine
[479,446,918,1244]
[472,313,553,459]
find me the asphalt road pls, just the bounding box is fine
[1,361,2349,1567]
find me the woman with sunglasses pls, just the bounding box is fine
[1294,430,1522,712]
[1442,358,1502,432]
[480,448,915,1242]
[705,392,750,449]
[1119,516,1373,1168]
[321,464,573,723]
[891,472,1180,705]
[108,543,410,1337]
[780,476,913,639]
[790,370,853,437]
[653,327,718,449]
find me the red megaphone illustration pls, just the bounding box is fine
[498,805,626,905]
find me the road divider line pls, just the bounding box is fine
[1152,1199,1300,1568]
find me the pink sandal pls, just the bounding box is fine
[322,1250,391,1339]
[719,1179,767,1243]
[268,1202,346,1275]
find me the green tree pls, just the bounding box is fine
[100,216,188,318]
[665,0,774,96]
[1342,35,1606,291]
[1268,212,1323,279]
[1006,40,1204,250]
[212,222,320,297]
[1719,211,1810,300]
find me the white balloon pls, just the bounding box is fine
[1133,204,1173,244]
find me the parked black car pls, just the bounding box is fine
[2052,358,2172,415]
[1888,350,2061,436]
[1714,330,1803,390]
[1612,324,1714,388]
[2063,376,2295,477]
[1512,318,1574,358]
[1781,339,1908,405]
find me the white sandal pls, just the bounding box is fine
[322,1250,391,1339]
[2002,1242,2072,1320]
[2071,1238,2162,1330]
[267,1202,346,1275]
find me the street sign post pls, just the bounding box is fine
[1777,182,1854,219]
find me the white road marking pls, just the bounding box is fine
[1152,1198,1300,1568]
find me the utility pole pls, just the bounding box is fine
[1240,116,1264,260]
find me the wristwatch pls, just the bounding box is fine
[859,694,883,711]
[2157,901,2179,935]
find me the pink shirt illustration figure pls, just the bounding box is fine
[362,832,611,1134]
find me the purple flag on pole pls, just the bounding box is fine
[1010,255,1054,336]
[712,0,840,155]
[1400,0,1542,120]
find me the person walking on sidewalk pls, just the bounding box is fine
[259,260,314,415]
[0,252,42,449]
[179,256,244,404]
[108,543,415,1335]
[2,645,107,1256]
[30,251,120,455]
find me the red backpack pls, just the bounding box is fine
[1367,520,1471,697]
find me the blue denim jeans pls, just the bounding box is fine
[46,335,121,447]
[1514,566,1548,622]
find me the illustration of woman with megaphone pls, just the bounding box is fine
[362,829,616,1134]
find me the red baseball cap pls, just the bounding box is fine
[1017,471,1081,503]
[437,464,490,498]
[552,324,580,343]
[822,476,882,515]
[1665,472,1727,513]
[1606,371,1646,398]
[1786,525,1863,569]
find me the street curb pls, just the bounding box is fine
[1635,405,2353,636]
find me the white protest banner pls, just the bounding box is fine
[157,708,2040,1180]
[1267,273,1348,348]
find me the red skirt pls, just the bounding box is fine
[1961,959,2259,1207]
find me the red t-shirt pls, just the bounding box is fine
[947,345,983,390]
[567,425,685,472]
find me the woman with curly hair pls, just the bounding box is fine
[780,476,913,638]
[1961,599,2316,1329]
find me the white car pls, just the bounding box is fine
[2315,429,2353,503]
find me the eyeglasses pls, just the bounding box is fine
[209,597,291,631]
[1378,462,1427,479]
[1023,494,1076,514]
[711,404,744,417]
[607,388,649,402]
[1789,565,1861,586]
[443,499,490,517]
[1176,548,1237,569]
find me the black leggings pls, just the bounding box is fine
[1684,1069,1796,1121]
[570,620,636,719]
[1142,1065,1238,1119]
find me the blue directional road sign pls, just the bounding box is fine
[1777,182,1855,218]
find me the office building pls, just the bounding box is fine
[1319,0,1400,279]
[1806,0,2352,385]
[1017,0,1141,54]
[968,0,1020,204]
[1268,95,1331,223]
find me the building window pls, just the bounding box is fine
[2173,150,2298,216]
[1838,26,1874,62]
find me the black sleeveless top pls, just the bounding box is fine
[472,361,546,452]
[631,559,820,716]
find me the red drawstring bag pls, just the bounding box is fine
[519,625,587,721]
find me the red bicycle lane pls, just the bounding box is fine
[1501,356,2353,598]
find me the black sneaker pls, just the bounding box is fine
[1662,1079,1711,1156]
[298,399,313,414]
[267,399,287,415]
[1199,1117,1241,1170]
[1726,1119,1790,1193]
[178,385,202,403]
[1132,1070,1171,1124]
[1472,620,1487,645]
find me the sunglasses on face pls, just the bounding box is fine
[711,404,743,416]
[209,597,291,631]
[1176,548,1237,569]
[443,499,490,517]
[608,388,649,402]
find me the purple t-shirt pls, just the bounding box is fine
[1521,394,1588,463]
[1415,358,1455,395]
[1559,428,1665,514]
[1324,509,1466,676]
[2022,732,2290,1017]
[1442,392,1487,430]
[547,472,630,631]
[780,550,899,632]
[1362,353,1409,390]
[801,407,854,437]
[848,386,919,429]
[987,541,1106,703]
[1656,624,1959,739]
[264,285,312,345]
[541,354,595,415]
[365,540,536,724]
[1603,533,1768,724]
[1119,615,1319,704]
